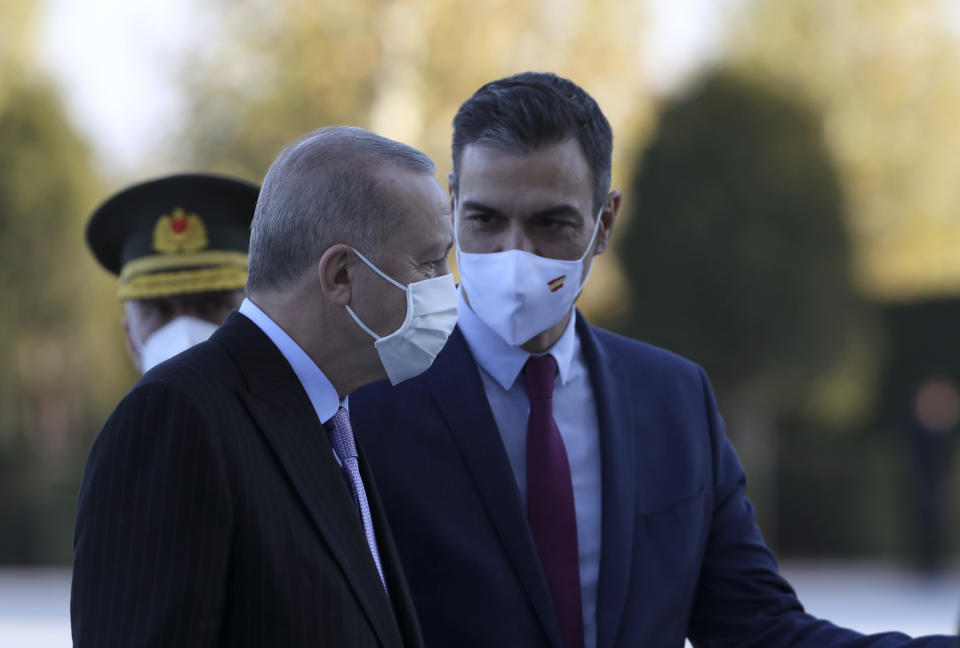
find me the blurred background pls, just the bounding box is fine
[2,0,959,643]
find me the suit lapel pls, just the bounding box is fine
[422,327,564,648]
[577,318,636,648]
[213,313,402,647]
[357,443,424,647]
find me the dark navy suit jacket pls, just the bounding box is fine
[72,312,423,647]
[352,317,953,647]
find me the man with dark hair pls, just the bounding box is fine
[86,173,258,373]
[72,127,458,647]
[351,73,953,647]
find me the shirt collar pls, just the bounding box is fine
[456,286,578,390]
[239,298,344,423]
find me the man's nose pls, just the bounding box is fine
[501,224,536,254]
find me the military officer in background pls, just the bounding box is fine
[86,173,258,372]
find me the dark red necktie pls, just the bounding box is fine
[524,354,584,648]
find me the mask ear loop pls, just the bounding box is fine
[128,325,146,373]
[351,248,406,290]
[452,200,465,274]
[577,206,605,288]
[129,325,145,358]
[344,248,412,341]
[344,248,407,341]
[345,304,381,340]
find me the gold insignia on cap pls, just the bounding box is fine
[153,207,209,254]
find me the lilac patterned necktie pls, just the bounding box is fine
[325,407,386,590]
[524,354,584,648]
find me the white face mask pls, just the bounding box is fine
[135,315,219,374]
[345,249,459,385]
[456,207,603,347]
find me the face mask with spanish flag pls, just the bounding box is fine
[456,207,602,347]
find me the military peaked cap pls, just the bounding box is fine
[86,173,259,299]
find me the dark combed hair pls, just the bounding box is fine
[451,72,613,212]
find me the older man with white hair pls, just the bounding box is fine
[72,126,458,648]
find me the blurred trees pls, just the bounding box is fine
[0,4,123,563]
[1,0,956,563]
[728,0,960,301]
[173,0,651,319]
[617,69,857,530]
[724,0,960,560]
[0,0,37,92]
[178,0,649,179]
[617,0,960,556]
[621,70,853,402]
[174,0,960,558]
[876,300,960,570]
[0,0,654,565]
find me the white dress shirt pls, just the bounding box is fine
[239,298,343,424]
[457,288,603,648]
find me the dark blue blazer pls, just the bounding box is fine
[352,317,952,647]
[72,312,423,647]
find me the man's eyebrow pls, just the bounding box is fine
[459,200,501,215]
[530,204,583,220]
[460,201,583,220]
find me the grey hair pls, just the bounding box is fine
[247,126,436,292]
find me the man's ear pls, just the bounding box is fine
[593,189,622,256]
[318,244,355,306]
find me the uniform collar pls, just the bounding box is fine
[239,298,344,423]
[456,286,577,391]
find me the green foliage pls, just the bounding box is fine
[0,0,36,83]
[618,70,855,400]
[172,0,652,321]
[174,0,650,207]
[0,84,89,322]
[0,77,127,564]
[728,0,960,300]
[774,418,908,557]
[715,0,960,562]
